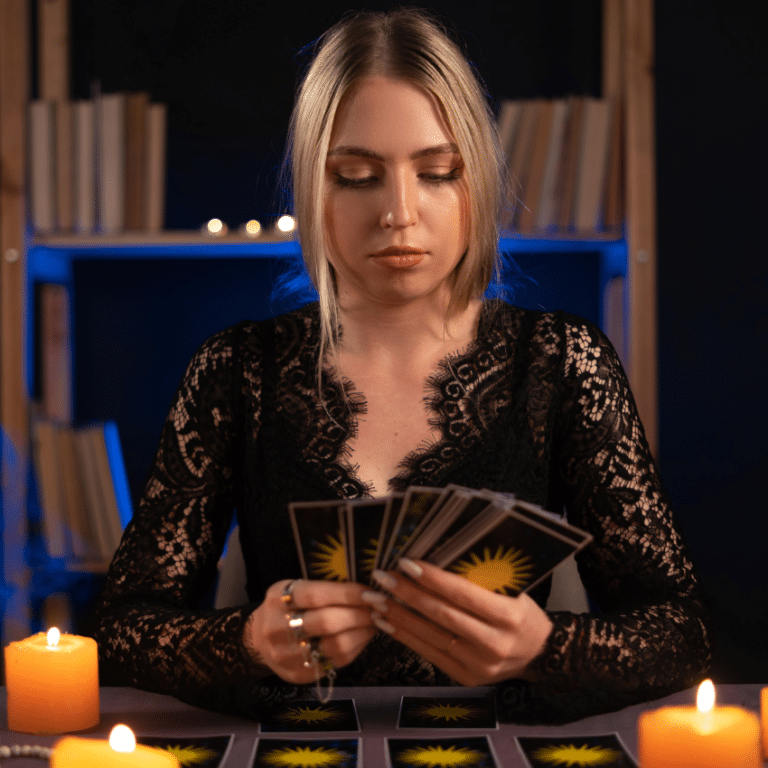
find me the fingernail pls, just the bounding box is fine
[371,613,396,635]
[397,558,423,578]
[361,590,388,611]
[372,570,398,591]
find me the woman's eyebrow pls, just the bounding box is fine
[327,142,460,160]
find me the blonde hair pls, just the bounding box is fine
[284,8,506,363]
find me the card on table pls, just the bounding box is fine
[386,735,499,768]
[251,737,360,767]
[138,735,233,768]
[397,696,497,729]
[260,699,360,733]
[515,733,638,768]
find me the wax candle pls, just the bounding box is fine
[52,725,179,768]
[761,687,767,758]
[638,680,761,768]
[4,628,99,734]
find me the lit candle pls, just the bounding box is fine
[4,628,99,733]
[761,687,767,758]
[52,725,179,768]
[638,679,761,767]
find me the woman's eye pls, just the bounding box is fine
[421,167,463,184]
[333,173,378,188]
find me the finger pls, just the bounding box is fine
[394,558,525,625]
[371,567,507,644]
[281,579,379,611]
[299,605,378,638]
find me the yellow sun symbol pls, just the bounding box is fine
[161,744,219,766]
[261,745,350,766]
[310,531,348,581]
[532,743,622,766]
[450,545,534,594]
[278,705,345,725]
[396,745,485,767]
[360,538,379,577]
[414,703,479,722]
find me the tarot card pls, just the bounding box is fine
[512,499,592,547]
[415,490,510,562]
[252,738,360,767]
[345,498,389,584]
[138,735,233,768]
[376,493,405,574]
[380,486,444,570]
[288,500,348,581]
[260,699,360,733]
[397,696,497,729]
[386,736,498,768]
[516,733,637,768]
[428,503,590,596]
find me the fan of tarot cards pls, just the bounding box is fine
[288,485,592,596]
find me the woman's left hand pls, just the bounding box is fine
[369,558,554,686]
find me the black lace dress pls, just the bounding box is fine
[93,301,712,723]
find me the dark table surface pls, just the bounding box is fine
[1,684,765,766]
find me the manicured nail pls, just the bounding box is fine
[397,558,423,578]
[361,590,388,611]
[372,570,398,591]
[371,613,396,635]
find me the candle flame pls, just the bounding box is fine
[697,679,715,712]
[277,214,296,233]
[109,724,136,753]
[46,627,60,648]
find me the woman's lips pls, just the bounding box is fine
[370,246,426,268]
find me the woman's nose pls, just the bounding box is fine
[381,171,417,229]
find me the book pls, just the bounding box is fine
[517,100,556,234]
[145,102,168,233]
[96,91,126,234]
[32,419,69,559]
[124,91,149,231]
[28,100,57,234]
[573,98,612,233]
[603,97,624,234]
[534,99,571,232]
[54,100,74,232]
[73,99,97,233]
[554,96,586,232]
[38,283,72,424]
[506,99,542,231]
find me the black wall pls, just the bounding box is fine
[65,0,767,682]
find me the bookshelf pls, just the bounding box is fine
[0,0,657,644]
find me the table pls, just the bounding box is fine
[1,685,765,766]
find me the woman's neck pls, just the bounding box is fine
[335,295,484,366]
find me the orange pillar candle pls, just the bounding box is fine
[638,680,761,768]
[52,725,179,768]
[4,628,99,733]
[761,687,767,759]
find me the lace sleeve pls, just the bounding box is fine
[497,318,712,723]
[93,324,299,717]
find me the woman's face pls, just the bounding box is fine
[324,76,469,309]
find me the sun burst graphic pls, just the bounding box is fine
[278,705,345,726]
[310,531,348,581]
[532,743,622,766]
[450,545,534,594]
[395,745,486,767]
[260,745,350,766]
[413,702,480,723]
[161,744,219,766]
[360,538,379,577]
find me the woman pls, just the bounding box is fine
[94,9,711,723]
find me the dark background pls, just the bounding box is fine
[52,1,768,683]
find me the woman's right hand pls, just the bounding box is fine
[243,578,384,684]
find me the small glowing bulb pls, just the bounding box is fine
[205,218,227,236]
[276,215,296,234]
[109,725,136,753]
[46,627,60,648]
[697,679,715,713]
[243,219,262,237]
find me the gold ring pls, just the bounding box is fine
[281,579,301,607]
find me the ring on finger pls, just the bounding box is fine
[282,579,301,608]
[287,611,307,643]
[300,637,322,668]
